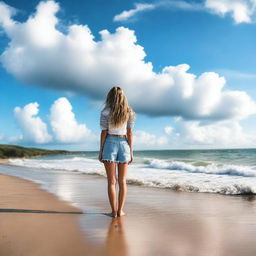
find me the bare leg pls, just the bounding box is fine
[104,161,118,217]
[117,163,128,216]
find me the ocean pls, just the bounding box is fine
[5,148,256,195]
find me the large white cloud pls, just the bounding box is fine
[0,0,255,123]
[14,102,52,144]
[205,0,256,24]
[49,97,93,143]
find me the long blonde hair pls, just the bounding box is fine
[104,86,135,128]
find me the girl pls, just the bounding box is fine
[98,86,135,218]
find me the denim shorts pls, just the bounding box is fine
[102,135,131,163]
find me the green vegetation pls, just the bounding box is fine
[0,144,76,159]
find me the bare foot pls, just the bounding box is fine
[110,211,117,218]
[117,210,126,217]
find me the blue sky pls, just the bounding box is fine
[0,0,256,150]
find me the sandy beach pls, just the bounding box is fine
[1,0,256,255]
[0,159,9,164]
[1,162,256,256]
[0,173,98,256]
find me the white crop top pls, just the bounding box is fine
[100,107,135,135]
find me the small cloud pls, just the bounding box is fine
[113,1,204,23]
[205,0,255,24]
[49,97,94,143]
[113,3,155,22]
[133,130,169,149]
[164,126,173,135]
[0,1,17,27]
[9,135,23,143]
[214,69,256,80]
[14,102,52,144]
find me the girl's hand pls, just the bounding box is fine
[128,152,133,165]
[98,152,103,163]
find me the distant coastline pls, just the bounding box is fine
[0,144,84,159]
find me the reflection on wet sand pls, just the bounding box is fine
[79,191,256,256]
[78,214,128,256]
[105,217,128,256]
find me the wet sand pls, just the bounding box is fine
[75,174,256,256]
[1,163,256,256]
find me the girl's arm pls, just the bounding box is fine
[98,130,108,162]
[126,128,133,164]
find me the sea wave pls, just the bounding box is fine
[8,156,256,195]
[148,159,256,177]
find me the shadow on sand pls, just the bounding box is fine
[0,208,83,214]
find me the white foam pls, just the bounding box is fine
[9,156,256,195]
[9,157,106,176]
